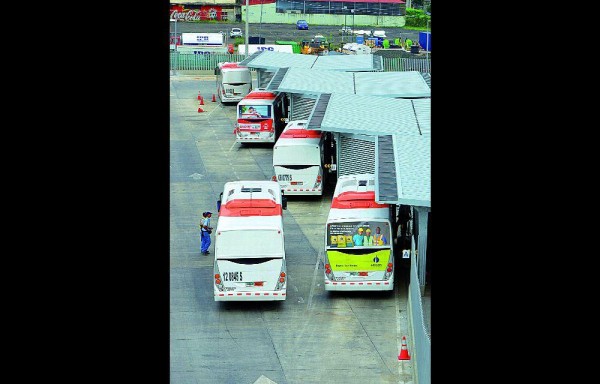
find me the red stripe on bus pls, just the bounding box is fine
[220,199,283,217]
[242,91,276,99]
[331,191,389,209]
[280,129,322,139]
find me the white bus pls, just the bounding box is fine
[234,89,289,144]
[215,62,252,104]
[213,180,288,301]
[272,119,325,196]
[324,173,395,291]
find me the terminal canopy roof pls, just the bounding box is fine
[238,51,383,72]
[307,93,430,208]
[266,67,430,98]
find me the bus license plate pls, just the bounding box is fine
[226,88,234,94]
[278,174,292,181]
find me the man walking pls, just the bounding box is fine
[200,211,213,255]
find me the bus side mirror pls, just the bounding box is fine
[217,192,223,212]
[282,195,288,210]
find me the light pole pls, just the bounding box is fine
[170,18,178,48]
[351,8,354,36]
[426,18,430,71]
[244,0,249,58]
[342,6,347,43]
[170,18,178,74]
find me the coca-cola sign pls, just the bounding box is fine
[170,6,223,21]
[170,9,201,21]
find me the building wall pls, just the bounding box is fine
[171,3,407,27]
[243,4,405,26]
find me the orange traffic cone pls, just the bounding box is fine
[198,107,204,113]
[197,92,202,100]
[398,336,410,360]
[212,94,216,102]
[199,96,204,105]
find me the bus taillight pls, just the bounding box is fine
[272,175,277,182]
[325,264,331,274]
[387,263,393,273]
[316,175,322,182]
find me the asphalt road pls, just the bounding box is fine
[170,21,421,46]
[170,75,414,384]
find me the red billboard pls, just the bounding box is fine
[170,5,225,21]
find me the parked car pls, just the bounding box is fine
[296,20,308,30]
[339,26,353,35]
[229,27,243,38]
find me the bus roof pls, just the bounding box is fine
[221,181,284,205]
[242,90,277,100]
[219,62,248,70]
[280,120,321,139]
[220,199,283,217]
[279,129,322,139]
[330,174,389,209]
[331,191,389,209]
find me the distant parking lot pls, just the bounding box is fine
[170,21,421,45]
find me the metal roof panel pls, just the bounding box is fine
[354,71,430,98]
[277,68,355,95]
[309,93,424,136]
[393,134,431,207]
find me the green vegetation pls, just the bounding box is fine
[404,8,430,30]
[233,37,244,47]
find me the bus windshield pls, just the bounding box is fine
[222,70,252,84]
[217,229,283,257]
[239,105,271,119]
[326,220,391,248]
[273,145,320,166]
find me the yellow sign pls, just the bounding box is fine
[327,249,391,271]
[345,235,353,247]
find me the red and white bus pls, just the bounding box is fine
[215,62,252,104]
[234,89,289,144]
[213,180,288,301]
[272,119,326,196]
[324,173,395,291]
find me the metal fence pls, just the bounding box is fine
[169,51,431,74]
[383,56,431,73]
[409,246,431,384]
